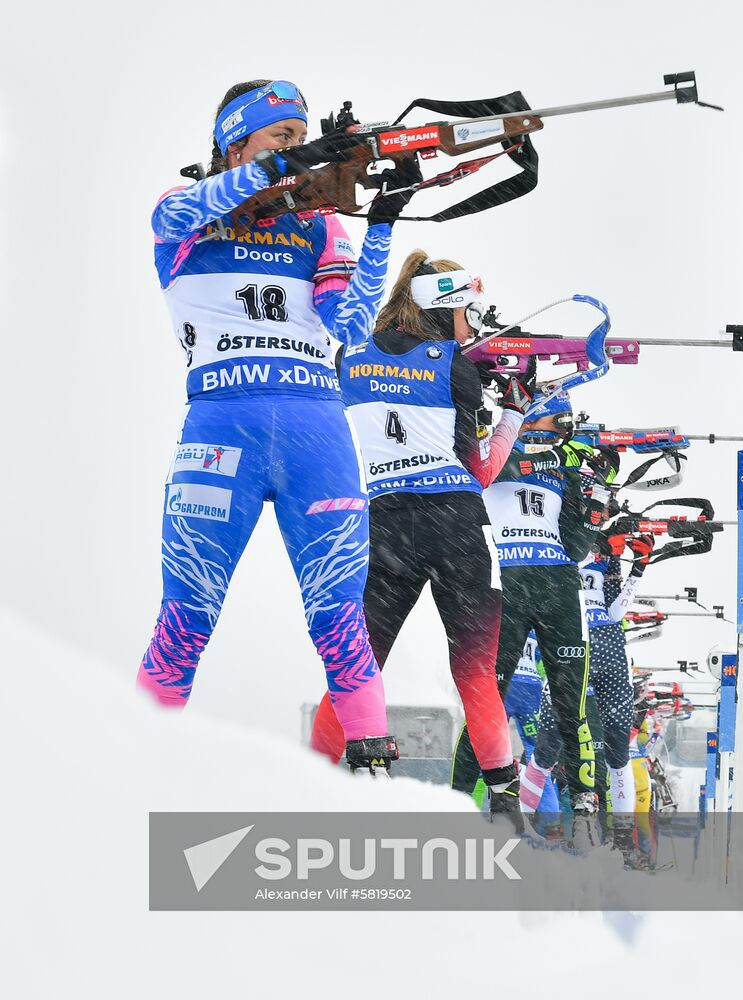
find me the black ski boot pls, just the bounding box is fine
[345,736,399,776]
[611,815,639,868]
[570,791,601,851]
[484,763,524,833]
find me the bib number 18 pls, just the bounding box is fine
[236,283,288,322]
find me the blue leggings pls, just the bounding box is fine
[138,396,388,739]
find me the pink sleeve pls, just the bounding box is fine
[313,215,358,299]
[469,410,523,489]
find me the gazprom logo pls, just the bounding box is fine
[166,483,232,522]
[437,277,454,293]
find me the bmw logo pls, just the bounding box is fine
[426,345,443,360]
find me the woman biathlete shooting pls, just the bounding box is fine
[138,79,419,772]
[310,251,534,806]
[451,392,611,837]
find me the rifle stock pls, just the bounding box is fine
[230,114,545,230]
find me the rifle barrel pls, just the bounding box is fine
[635,337,734,347]
[449,87,681,127]
[685,434,743,442]
[639,594,695,602]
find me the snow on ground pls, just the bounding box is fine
[3,604,742,999]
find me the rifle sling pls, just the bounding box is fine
[390,92,539,222]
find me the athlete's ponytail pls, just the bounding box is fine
[375,249,464,340]
[207,79,271,176]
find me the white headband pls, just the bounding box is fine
[410,270,483,310]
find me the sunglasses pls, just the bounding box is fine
[241,80,308,115]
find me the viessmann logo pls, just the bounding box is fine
[486,338,533,353]
[378,126,441,153]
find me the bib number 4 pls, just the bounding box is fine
[385,410,407,445]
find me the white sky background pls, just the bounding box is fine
[1,0,741,728]
[2,0,743,992]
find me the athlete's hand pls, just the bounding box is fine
[586,446,621,485]
[366,157,423,227]
[279,133,361,172]
[600,532,629,557]
[492,358,536,413]
[628,533,654,576]
[547,441,586,467]
[493,375,534,414]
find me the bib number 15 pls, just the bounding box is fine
[515,488,545,517]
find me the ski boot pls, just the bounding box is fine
[610,814,636,868]
[570,791,601,851]
[484,763,524,834]
[345,736,399,776]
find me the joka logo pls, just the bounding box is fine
[437,277,454,293]
[426,345,443,360]
[557,646,586,658]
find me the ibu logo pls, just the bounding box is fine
[437,277,454,293]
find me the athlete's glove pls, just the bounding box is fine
[585,446,621,486]
[493,376,535,414]
[602,532,630,557]
[628,533,655,576]
[366,157,422,227]
[548,440,590,468]
[491,358,536,413]
[278,133,361,171]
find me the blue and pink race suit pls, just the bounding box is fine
[138,159,394,741]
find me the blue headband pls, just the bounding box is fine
[527,390,573,420]
[215,81,308,155]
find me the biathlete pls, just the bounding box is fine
[139,78,419,771]
[310,250,534,806]
[450,391,610,832]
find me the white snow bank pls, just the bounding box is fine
[3,605,742,999]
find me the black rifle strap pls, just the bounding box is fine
[620,449,685,488]
[391,92,539,222]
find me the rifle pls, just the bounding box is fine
[463,313,741,382]
[213,71,718,230]
[610,498,734,564]
[636,587,699,604]
[625,608,727,629]
[572,416,743,490]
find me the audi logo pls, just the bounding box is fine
[557,646,586,658]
